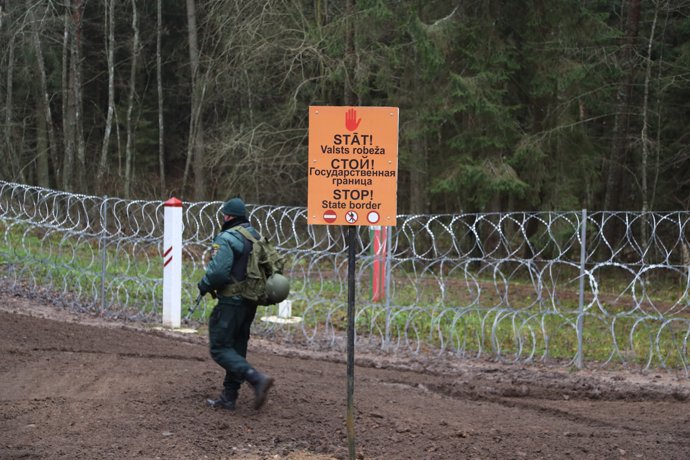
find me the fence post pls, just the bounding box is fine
[384,225,392,349]
[163,197,183,328]
[100,196,108,312]
[576,208,587,369]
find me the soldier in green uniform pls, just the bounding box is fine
[198,197,274,411]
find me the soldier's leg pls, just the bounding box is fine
[236,301,273,409]
[209,301,253,375]
[208,300,252,408]
[236,302,258,359]
[221,302,257,395]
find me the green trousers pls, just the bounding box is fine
[208,296,258,397]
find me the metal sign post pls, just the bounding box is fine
[308,105,399,460]
[346,225,356,458]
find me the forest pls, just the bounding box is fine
[0,0,689,213]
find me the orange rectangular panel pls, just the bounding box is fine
[308,106,399,226]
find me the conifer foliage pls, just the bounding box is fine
[0,0,688,211]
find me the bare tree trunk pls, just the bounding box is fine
[29,5,59,185]
[639,1,661,268]
[19,116,28,182]
[184,0,206,200]
[649,0,669,211]
[62,6,75,190]
[72,0,86,191]
[3,34,17,180]
[115,109,123,176]
[156,0,166,194]
[603,0,641,211]
[35,98,50,186]
[640,2,659,216]
[315,0,328,27]
[651,22,665,211]
[125,0,141,198]
[97,0,115,188]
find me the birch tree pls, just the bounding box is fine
[59,0,87,190]
[72,0,85,191]
[640,0,662,217]
[61,4,74,189]
[97,0,115,185]
[2,30,16,181]
[29,3,58,185]
[156,0,165,193]
[124,0,140,198]
[184,0,206,200]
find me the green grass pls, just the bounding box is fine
[1,220,688,369]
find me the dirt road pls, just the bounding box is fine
[1,293,689,459]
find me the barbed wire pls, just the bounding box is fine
[1,180,688,372]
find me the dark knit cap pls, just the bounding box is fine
[221,198,246,217]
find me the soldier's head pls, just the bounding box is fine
[221,197,246,222]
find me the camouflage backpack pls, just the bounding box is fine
[223,226,289,305]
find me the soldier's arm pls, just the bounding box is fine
[199,232,237,292]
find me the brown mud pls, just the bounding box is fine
[1,292,689,459]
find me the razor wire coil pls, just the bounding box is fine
[1,180,689,373]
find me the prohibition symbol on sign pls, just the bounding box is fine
[367,211,380,224]
[323,210,337,223]
[345,210,359,224]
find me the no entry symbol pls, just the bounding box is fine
[345,210,358,224]
[323,210,337,223]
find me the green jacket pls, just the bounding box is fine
[198,226,251,296]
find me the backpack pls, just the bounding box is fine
[227,226,289,305]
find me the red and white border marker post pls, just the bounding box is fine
[163,197,183,328]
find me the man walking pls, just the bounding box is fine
[198,197,274,411]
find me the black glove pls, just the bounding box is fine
[198,281,217,299]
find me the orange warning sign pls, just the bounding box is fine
[308,106,399,226]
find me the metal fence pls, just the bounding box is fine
[1,180,688,373]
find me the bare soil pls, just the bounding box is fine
[1,291,689,460]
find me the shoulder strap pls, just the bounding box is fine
[234,226,259,244]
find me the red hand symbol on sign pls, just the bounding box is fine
[345,108,361,131]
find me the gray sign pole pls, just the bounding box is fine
[100,195,108,312]
[576,208,587,369]
[346,225,356,459]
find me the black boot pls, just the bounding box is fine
[245,369,274,410]
[207,390,237,410]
